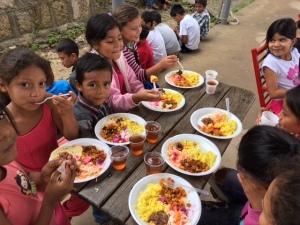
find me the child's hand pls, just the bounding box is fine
[255,107,268,125]
[52,91,76,116]
[132,89,161,104]
[160,55,178,69]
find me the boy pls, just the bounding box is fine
[137,24,154,69]
[170,4,200,53]
[56,38,79,93]
[151,10,181,56]
[192,0,210,41]
[141,11,167,64]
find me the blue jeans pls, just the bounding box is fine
[92,207,110,223]
[146,0,155,8]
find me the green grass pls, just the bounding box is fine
[232,0,255,13]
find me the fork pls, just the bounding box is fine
[35,93,70,104]
[162,178,209,196]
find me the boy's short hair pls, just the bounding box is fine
[141,11,153,26]
[151,11,162,24]
[75,53,112,85]
[170,4,185,17]
[195,0,207,7]
[140,24,150,40]
[56,38,79,57]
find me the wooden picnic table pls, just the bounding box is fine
[72,81,255,224]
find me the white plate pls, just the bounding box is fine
[165,70,204,89]
[60,138,111,183]
[141,88,185,112]
[190,108,243,139]
[94,113,146,146]
[129,173,201,225]
[161,134,221,176]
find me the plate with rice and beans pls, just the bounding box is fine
[94,113,146,146]
[49,138,111,183]
[165,70,204,89]
[141,88,185,112]
[129,173,201,225]
[190,108,243,139]
[161,134,221,176]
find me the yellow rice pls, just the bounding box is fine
[121,118,144,134]
[183,73,199,86]
[136,183,167,222]
[214,120,237,136]
[181,140,217,167]
[161,90,183,104]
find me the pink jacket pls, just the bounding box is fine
[109,52,145,112]
[240,202,262,225]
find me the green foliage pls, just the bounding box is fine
[48,33,62,45]
[65,26,85,39]
[30,44,40,51]
[31,29,40,41]
[232,0,255,13]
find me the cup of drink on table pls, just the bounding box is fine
[110,146,129,170]
[259,111,279,127]
[144,152,165,175]
[145,121,161,144]
[205,70,218,81]
[129,134,146,156]
[206,79,219,94]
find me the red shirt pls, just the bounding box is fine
[137,40,154,69]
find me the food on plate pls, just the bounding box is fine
[148,90,183,110]
[169,72,199,87]
[136,177,190,225]
[50,145,107,180]
[100,117,144,143]
[198,112,237,136]
[150,75,158,83]
[167,140,217,173]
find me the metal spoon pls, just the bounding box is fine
[35,93,70,104]
[225,98,231,120]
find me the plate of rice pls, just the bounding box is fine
[129,173,201,225]
[161,134,221,176]
[94,113,146,146]
[190,108,243,139]
[141,88,185,112]
[165,70,204,89]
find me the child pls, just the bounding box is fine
[262,18,300,115]
[113,4,178,85]
[85,13,161,112]
[56,38,79,93]
[0,49,89,219]
[151,10,181,56]
[170,4,200,53]
[0,102,77,224]
[137,24,155,69]
[141,11,167,65]
[192,0,210,41]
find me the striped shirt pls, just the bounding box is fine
[192,9,210,40]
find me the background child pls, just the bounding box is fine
[151,10,181,56]
[192,0,210,41]
[141,11,167,65]
[171,4,200,53]
[262,18,300,115]
[56,38,79,93]
[0,102,77,225]
[137,24,154,69]
[85,13,160,113]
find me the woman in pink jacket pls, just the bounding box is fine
[86,13,160,113]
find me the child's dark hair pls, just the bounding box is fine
[113,5,140,29]
[285,85,300,122]
[270,168,300,225]
[140,24,150,40]
[265,18,296,53]
[55,38,79,57]
[141,11,153,27]
[75,53,112,85]
[0,103,19,134]
[151,11,162,24]
[237,125,300,184]
[170,4,185,17]
[85,13,121,47]
[0,49,54,104]
[195,0,207,7]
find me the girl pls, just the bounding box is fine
[0,102,76,225]
[0,49,88,219]
[262,18,300,115]
[85,13,161,112]
[113,5,178,85]
[198,126,300,225]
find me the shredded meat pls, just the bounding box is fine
[201,117,213,125]
[149,211,169,225]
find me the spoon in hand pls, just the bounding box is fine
[177,61,184,75]
[35,93,70,104]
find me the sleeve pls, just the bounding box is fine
[124,57,145,94]
[0,196,9,216]
[200,15,210,39]
[78,120,96,138]
[262,54,280,76]
[179,19,188,36]
[146,45,154,69]
[243,203,262,225]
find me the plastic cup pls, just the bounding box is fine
[129,134,146,156]
[259,111,279,127]
[205,79,219,94]
[205,70,218,81]
[110,146,129,170]
[144,152,165,175]
[145,121,161,144]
